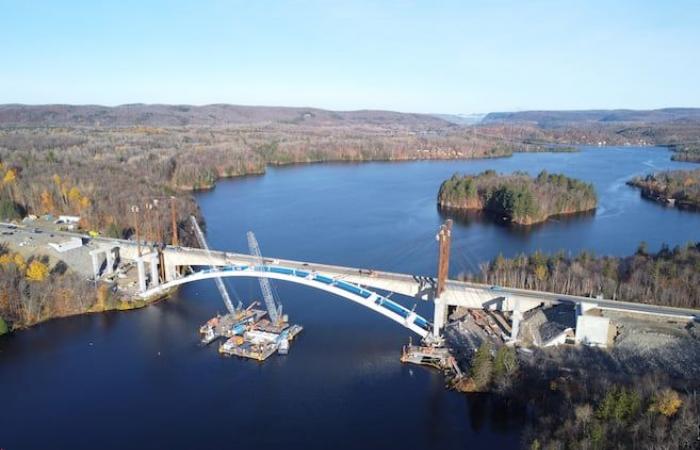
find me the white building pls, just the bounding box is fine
[575,315,613,348]
[48,237,83,253]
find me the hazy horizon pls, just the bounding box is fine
[2,0,699,113]
[2,103,700,117]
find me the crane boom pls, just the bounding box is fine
[246,231,281,324]
[190,216,239,314]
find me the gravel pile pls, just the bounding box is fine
[613,319,700,379]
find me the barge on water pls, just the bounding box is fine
[199,306,267,345]
[400,343,463,377]
[219,320,303,361]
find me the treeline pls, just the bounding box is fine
[463,242,700,308]
[0,245,124,332]
[628,168,700,210]
[438,170,597,225]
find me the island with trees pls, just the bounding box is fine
[627,168,700,210]
[437,170,597,225]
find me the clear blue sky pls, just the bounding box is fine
[1,0,699,113]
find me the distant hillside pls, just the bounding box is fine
[482,108,700,127]
[0,104,453,129]
[432,113,485,125]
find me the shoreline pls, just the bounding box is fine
[437,201,598,225]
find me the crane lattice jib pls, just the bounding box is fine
[246,231,280,324]
[190,216,237,314]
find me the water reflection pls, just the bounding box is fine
[438,205,597,236]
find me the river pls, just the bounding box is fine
[1,146,698,449]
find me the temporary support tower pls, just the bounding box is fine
[433,219,453,339]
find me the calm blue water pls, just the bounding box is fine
[1,146,698,450]
[200,146,700,276]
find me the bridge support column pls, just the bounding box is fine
[90,251,101,280]
[105,249,115,274]
[164,263,177,282]
[149,253,160,287]
[510,297,522,342]
[433,297,447,339]
[137,258,147,292]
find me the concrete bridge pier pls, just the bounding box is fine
[105,249,115,275]
[89,248,114,280]
[135,252,163,293]
[137,258,147,292]
[164,262,177,283]
[510,296,522,342]
[90,251,100,280]
[149,253,160,287]
[433,297,447,339]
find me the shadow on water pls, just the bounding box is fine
[466,394,527,433]
[437,205,597,235]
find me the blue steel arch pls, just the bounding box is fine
[141,264,431,338]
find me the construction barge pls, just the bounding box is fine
[200,307,303,361]
[199,306,268,345]
[194,225,304,362]
[219,321,303,361]
[400,342,462,376]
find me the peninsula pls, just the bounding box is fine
[628,168,700,210]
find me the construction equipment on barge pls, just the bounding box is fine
[215,231,303,361]
[400,338,463,377]
[198,227,304,361]
[219,321,303,360]
[199,303,267,345]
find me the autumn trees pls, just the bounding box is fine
[464,242,700,308]
[0,247,97,331]
[628,168,700,209]
[438,170,597,225]
[0,124,566,243]
[0,130,201,245]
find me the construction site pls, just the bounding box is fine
[398,221,700,388]
[192,219,303,362]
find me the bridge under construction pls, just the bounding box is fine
[80,220,699,345]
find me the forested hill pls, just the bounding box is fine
[0,104,453,129]
[482,108,700,127]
